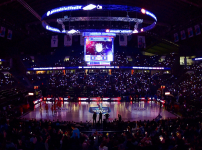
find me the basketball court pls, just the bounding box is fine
[21,101,177,122]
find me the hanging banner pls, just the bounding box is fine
[180,30,186,40]
[138,36,146,48]
[64,34,72,46]
[51,35,58,47]
[7,29,12,40]
[80,35,84,46]
[119,35,127,46]
[0,26,6,37]
[187,27,193,38]
[174,33,179,42]
[194,24,201,35]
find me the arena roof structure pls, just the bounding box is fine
[0,0,202,56]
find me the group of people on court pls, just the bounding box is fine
[39,101,62,115]
[92,112,122,125]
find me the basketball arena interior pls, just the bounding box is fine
[0,0,202,149]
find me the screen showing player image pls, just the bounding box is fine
[84,37,114,62]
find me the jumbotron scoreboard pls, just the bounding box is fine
[84,36,114,66]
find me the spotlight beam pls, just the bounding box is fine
[17,0,41,21]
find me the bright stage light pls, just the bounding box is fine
[141,28,144,32]
[28,92,34,96]
[141,8,146,14]
[97,5,102,9]
[133,29,138,33]
[195,58,202,60]
[67,29,78,34]
[109,30,132,33]
[42,5,157,34]
[83,4,97,10]
[165,92,170,95]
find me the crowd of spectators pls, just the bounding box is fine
[21,53,177,68]
[28,71,176,99]
[0,88,28,108]
[0,73,16,89]
[23,60,202,118]
[0,59,11,71]
[25,62,202,101]
[62,57,87,67]
[1,54,202,150]
[111,52,130,66]
[22,57,37,68]
[1,110,202,150]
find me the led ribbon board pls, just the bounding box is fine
[28,66,170,70]
[41,4,157,34]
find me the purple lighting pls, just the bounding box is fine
[41,4,157,35]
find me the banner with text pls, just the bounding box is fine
[138,36,146,48]
[7,29,12,40]
[174,33,179,42]
[51,35,58,47]
[194,24,201,35]
[119,35,127,46]
[0,26,6,37]
[187,27,193,38]
[64,35,72,46]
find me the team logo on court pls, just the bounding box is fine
[89,103,111,114]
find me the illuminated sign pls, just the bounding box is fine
[46,5,82,17]
[46,25,66,33]
[52,67,65,69]
[97,5,102,9]
[146,10,157,21]
[165,92,170,95]
[28,92,34,96]
[109,30,133,33]
[132,66,164,70]
[83,32,116,36]
[83,4,97,10]
[194,58,202,60]
[133,29,138,33]
[44,4,103,18]
[106,66,115,68]
[42,4,157,35]
[33,67,53,70]
[28,66,169,70]
[89,103,111,114]
[68,29,79,34]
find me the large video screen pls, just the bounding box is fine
[84,37,114,62]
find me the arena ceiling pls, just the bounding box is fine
[0,0,202,55]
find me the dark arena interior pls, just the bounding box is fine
[1,0,202,150]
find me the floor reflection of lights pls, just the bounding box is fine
[23,101,177,122]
